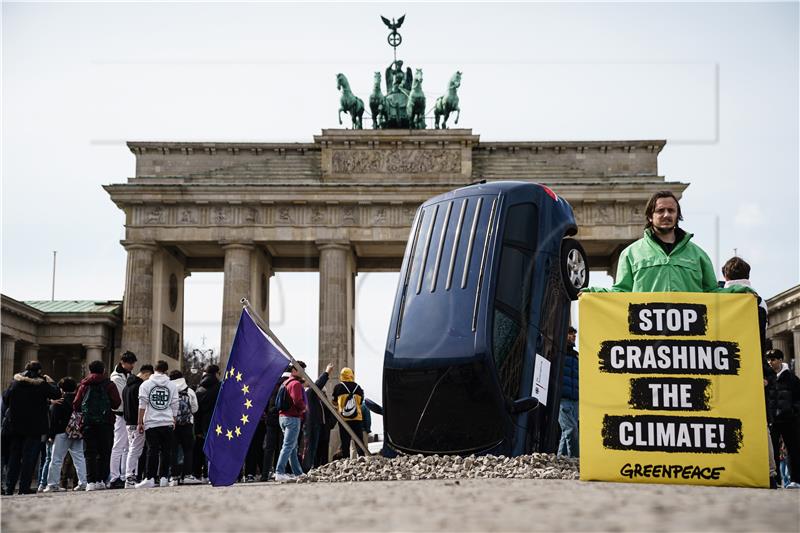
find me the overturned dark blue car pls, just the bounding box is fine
[380,181,588,456]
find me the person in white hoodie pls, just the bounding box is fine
[108,350,137,489]
[135,360,178,488]
[168,370,201,485]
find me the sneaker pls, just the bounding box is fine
[168,478,180,487]
[124,476,136,489]
[37,485,45,493]
[182,475,202,485]
[73,484,87,492]
[95,482,107,490]
[42,485,62,493]
[786,481,800,489]
[201,476,209,484]
[245,474,256,483]
[159,477,169,488]
[85,482,98,491]
[274,473,297,482]
[135,478,155,489]
[108,478,125,490]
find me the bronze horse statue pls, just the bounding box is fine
[336,73,364,130]
[406,68,426,129]
[369,72,386,129]
[434,71,462,129]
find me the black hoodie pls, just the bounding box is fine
[122,374,145,425]
[195,373,221,434]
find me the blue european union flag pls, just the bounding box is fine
[204,308,289,486]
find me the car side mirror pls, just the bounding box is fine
[511,396,539,414]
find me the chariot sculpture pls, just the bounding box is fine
[335,15,463,130]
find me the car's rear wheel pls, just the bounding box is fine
[561,238,588,300]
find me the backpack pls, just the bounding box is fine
[81,380,111,425]
[275,379,295,412]
[340,382,359,419]
[64,411,83,439]
[176,389,192,425]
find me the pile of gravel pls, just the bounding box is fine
[298,453,579,483]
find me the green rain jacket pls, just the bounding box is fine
[586,229,752,293]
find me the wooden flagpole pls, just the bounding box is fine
[240,298,370,457]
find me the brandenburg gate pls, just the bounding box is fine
[105,128,685,373]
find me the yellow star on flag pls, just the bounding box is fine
[215,425,222,436]
[240,414,249,425]
[236,371,243,382]
[241,384,250,395]
[235,426,242,437]
[244,399,253,409]
[226,429,233,440]
[228,366,235,378]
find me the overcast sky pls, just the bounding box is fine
[3,1,798,434]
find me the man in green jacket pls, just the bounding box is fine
[584,191,751,294]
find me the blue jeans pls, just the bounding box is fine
[37,440,53,487]
[558,398,579,458]
[276,416,302,476]
[47,434,87,487]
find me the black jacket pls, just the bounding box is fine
[2,372,61,436]
[122,375,144,425]
[766,365,800,424]
[195,373,221,435]
[49,391,76,438]
[264,376,288,428]
[305,372,331,427]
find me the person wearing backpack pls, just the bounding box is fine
[72,360,121,491]
[260,375,287,482]
[108,350,137,489]
[122,364,153,488]
[274,361,307,481]
[332,367,365,459]
[44,377,88,492]
[168,370,200,486]
[135,360,179,489]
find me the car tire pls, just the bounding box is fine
[561,238,588,300]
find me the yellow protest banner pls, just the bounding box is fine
[579,292,769,487]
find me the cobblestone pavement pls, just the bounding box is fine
[2,477,798,532]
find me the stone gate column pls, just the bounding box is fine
[84,344,105,364]
[220,242,255,368]
[318,241,355,375]
[793,328,800,377]
[2,336,17,388]
[121,242,156,365]
[23,344,40,363]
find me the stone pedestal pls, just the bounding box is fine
[2,336,17,388]
[220,243,255,368]
[121,243,156,364]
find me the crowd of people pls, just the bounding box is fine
[1,351,371,495]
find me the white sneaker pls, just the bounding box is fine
[274,473,296,482]
[135,478,155,489]
[73,484,87,492]
[168,478,180,487]
[159,477,169,487]
[95,482,107,490]
[182,475,202,485]
[124,477,136,489]
[85,482,97,491]
[43,485,62,493]
[786,481,800,489]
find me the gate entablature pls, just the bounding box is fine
[107,130,686,369]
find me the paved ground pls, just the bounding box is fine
[2,479,798,532]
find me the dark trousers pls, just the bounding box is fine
[171,424,194,479]
[193,434,206,479]
[317,426,331,467]
[145,425,173,481]
[338,420,365,458]
[772,418,800,484]
[261,422,281,480]
[245,420,266,477]
[83,423,114,484]
[4,434,41,494]
[303,423,321,473]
